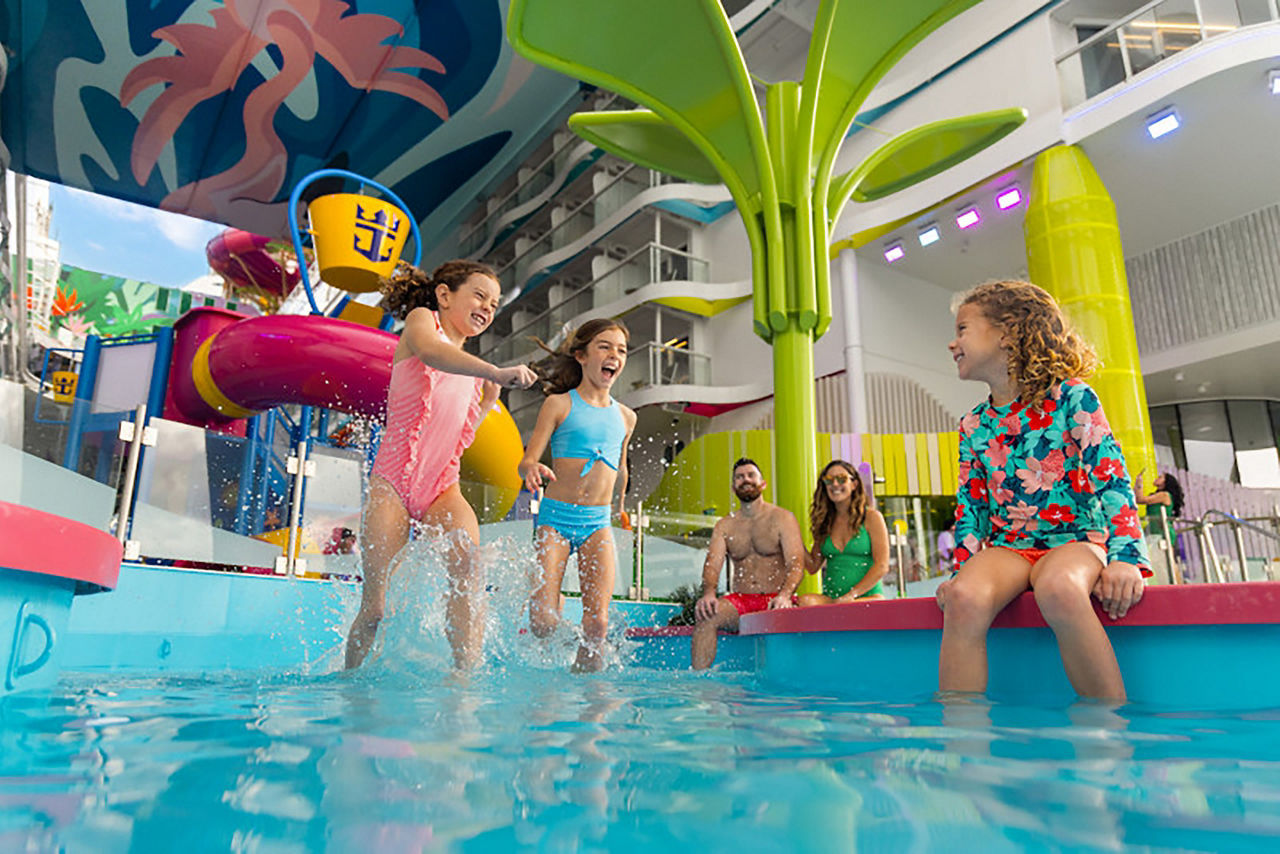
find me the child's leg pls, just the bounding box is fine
[346,477,411,669]
[421,485,484,669]
[530,527,572,638]
[797,594,834,606]
[1029,543,1124,700]
[572,528,617,673]
[938,548,1033,692]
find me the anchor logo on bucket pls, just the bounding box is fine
[352,205,403,264]
[307,193,412,293]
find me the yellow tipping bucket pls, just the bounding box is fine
[308,193,411,293]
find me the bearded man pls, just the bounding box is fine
[690,458,807,670]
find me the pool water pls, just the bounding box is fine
[5,663,1280,852]
[6,539,1280,852]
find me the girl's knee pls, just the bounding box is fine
[943,579,1003,628]
[1033,573,1092,624]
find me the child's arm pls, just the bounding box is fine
[477,380,500,417]
[1068,382,1150,575]
[952,415,990,572]
[614,406,637,517]
[518,395,570,493]
[401,307,535,388]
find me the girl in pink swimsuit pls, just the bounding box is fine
[346,261,537,670]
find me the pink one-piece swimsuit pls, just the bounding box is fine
[370,312,484,519]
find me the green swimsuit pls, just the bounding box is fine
[820,526,882,599]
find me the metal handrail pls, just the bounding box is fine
[1166,507,1280,585]
[1180,508,1280,543]
[1054,0,1168,62]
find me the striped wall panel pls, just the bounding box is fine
[756,372,959,434]
[1128,202,1280,353]
[645,429,964,521]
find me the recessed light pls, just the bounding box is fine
[955,208,981,230]
[917,225,940,246]
[995,187,1022,210]
[1146,107,1180,139]
[883,243,905,263]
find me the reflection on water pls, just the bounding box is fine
[5,669,1280,851]
[4,532,1280,850]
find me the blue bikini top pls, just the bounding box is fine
[549,388,626,475]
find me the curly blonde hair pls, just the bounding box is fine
[379,259,498,321]
[957,280,1098,408]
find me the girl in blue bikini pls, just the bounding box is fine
[520,318,636,672]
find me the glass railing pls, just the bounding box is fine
[484,242,710,366]
[495,163,643,289]
[0,375,125,534]
[617,342,712,392]
[1056,0,1278,108]
[633,507,717,602]
[457,94,624,256]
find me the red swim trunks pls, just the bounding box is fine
[721,592,795,615]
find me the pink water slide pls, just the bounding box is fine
[164,308,396,430]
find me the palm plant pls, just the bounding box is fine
[508,0,1025,551]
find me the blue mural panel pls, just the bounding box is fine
[0,0,579,249]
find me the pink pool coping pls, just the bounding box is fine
[0,501,122,593]
[623,582,1280,639]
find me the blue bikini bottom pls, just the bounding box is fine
[536,497,611,552]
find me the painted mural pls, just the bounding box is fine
[0,1,579,248]
[41,265,248,347]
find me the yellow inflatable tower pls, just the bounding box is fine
[1024,144,1156,483]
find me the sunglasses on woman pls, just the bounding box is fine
[822,473,854,486]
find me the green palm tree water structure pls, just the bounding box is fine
[508,0,1026,589]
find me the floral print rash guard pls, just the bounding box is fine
[954,378,1150,575]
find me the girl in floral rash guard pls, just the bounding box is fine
[936,280,1149,701]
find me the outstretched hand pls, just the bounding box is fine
[520,461,556,494]
[1092,561,1144,619]
[494,364,538,389]
[768,593,795,610]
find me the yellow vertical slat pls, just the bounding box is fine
[903,433,919,494]
[869,434,885,498]
[915,432,933,495]
[926,432,944,495]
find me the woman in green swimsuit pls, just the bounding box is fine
[799,460,890,604]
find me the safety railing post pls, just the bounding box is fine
[114,403,155,561]
[1158,504,1180,584]
[1231,507,1250,582]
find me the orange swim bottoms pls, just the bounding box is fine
[721,592,795,615]
[995,543,1108,567]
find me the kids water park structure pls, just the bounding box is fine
[4,0,1280,702]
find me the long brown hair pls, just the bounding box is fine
[379,259,498,321]
[957,280,1098,408]
[809,460,867,547]
[531,317,630,395]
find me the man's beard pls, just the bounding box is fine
[734,483,762,503]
